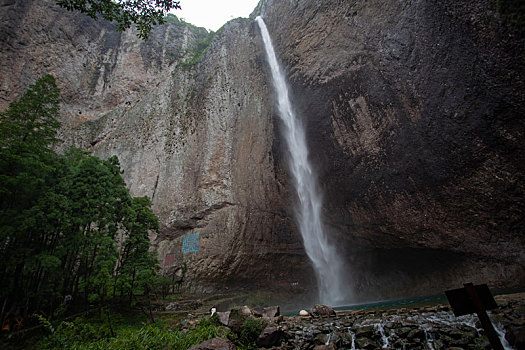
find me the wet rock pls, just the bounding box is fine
[314,333,329,345]
[187,337,236,350]
[355,336,378,349]
[355,325,376,338]
[396,326,414,337]
[313,344,336,350]
[407,328,425,340]
[310,305,336,318]
[506,325,525,348]
[262,306,280,318]
[256,326,286,348]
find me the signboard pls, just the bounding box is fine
[445,284,497,316]
[182,233,199,253]
[445,283,503,350]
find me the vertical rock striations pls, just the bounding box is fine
[1,0,523,301]
[256,0,525,298]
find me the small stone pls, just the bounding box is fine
[299,309,309,316]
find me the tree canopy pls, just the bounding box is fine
[55,0,181,39]
[0,75,160,326]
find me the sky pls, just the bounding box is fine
[173,0,261,31]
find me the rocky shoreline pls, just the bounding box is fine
[186,292,524,349]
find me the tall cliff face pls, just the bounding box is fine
[0,0,314,298]
[1,0,523,302]
[256,0,525,298]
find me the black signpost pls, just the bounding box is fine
[445,283,504,350]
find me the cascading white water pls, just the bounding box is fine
[255,16,347,305]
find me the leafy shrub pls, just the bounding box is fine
[236,317,266,350]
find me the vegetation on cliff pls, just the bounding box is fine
[56,0,182,39]
[0,75,160,329]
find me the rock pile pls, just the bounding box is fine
[188,293,524,349]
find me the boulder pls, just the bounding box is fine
[188,337,236,350]
[227,309,249,334]
[310,305,336,318]
[237,305,253,317]
[506,325,525,348]
[262,306,280,318]
[256,326,286,348]
[216,311,230,326]
[355,337,378,350]
[231,305,260,317]
[355,325,375,338]
[314,333,329,345]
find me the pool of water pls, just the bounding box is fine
[335,294,448,311]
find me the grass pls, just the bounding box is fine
[33,313,229,350]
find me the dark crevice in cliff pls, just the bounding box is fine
[165,201,237,233]
[151,173,160,201]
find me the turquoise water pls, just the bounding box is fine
[283,294,447,316]
[284,288,524,315]
[334,294,448,311]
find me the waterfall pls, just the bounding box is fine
[255,16,347,305]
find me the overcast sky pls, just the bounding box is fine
[174,0,260,31]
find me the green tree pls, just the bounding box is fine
[0,75,63,319]
[114,197,159,304]
[0,76,161,322]
[56,0,181,39]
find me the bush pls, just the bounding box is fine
[236,318,266,350]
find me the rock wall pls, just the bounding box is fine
[0,0,314,297]
[255,0,525,299]
[1,0,523,302]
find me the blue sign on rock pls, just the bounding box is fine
[182,233,199,253]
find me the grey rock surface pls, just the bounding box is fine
[0,0,523,300]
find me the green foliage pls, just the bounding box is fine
[55,0,181,39]
[36,315,228,350]
[164,13,180,26]
[232,318,266,350]
[0,75,161,322]
[0,74,60,150]
[179,35,214,69]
